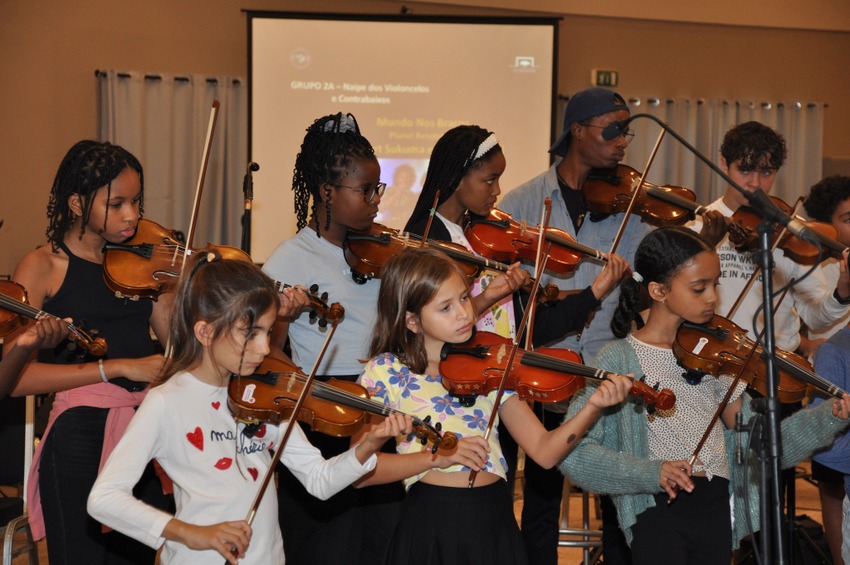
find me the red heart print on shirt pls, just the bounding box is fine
[248,468,259,481]
[186,427,203,451]
[211,401,220,410]
[254,424,267,438]
[215,458,233,470]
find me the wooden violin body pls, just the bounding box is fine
[228,357,457,452]
[673,315,808,403]
[0,280,107,356]
[463,208,606,274]
[102,218,248,300]
[103,218,344,325]
[583,164,697,227]
[344,222,559,302]
[440,331,676,411]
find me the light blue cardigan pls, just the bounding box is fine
[559,338,849,547]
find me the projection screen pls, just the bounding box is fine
[248,12,558,262]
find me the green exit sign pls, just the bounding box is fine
[592,69,619,87]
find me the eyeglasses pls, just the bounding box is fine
[334,181,387,203]
[581,122,635,145]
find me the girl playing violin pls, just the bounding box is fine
[405,124,630,564]
[262,113,429,565]
[4,140,173,564]
[354,247,633,565]
[561,226,850,565]
[87,254,408,564]
[405,125,629,344]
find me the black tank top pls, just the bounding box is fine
[41,241,156,391]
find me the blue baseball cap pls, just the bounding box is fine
[550,87,629,156]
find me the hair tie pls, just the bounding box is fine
[471,133,499,163]
[323,113,359,134]
[631,271,644,283]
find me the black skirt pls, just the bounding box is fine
[384,479,528,565]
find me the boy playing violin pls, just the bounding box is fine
[687,122,850,358]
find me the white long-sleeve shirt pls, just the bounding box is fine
[88,371,376,564]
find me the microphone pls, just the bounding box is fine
[745,189,818,244]
[243,162,260,200]
[601,117,636,141]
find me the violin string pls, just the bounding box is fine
[0,295,87,342]
[265,372,428,427]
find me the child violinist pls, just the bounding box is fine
[262,113,439,565]
[404,124,629,344]
[353,247,633,565]
[87,254,409,564]
[405,124,630,564]
[4,140,173,564]
[560,226,850,565]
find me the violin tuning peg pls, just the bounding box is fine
[653,382,661,391]
[646,404,657,415]
[435,422,442,432]
[318,318,328,329]
[420,436,427,446]
[423,415,431,424]
[321,292,329,302]
[309,284,319,294]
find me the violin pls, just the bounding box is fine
[463,208,608,274]
[228,357,458,453]
[103,218,344,326]
[673,315,809,403]
[439,331,676,412]
[582,164,697,227]
[646,187,848,265]
[344,223,559,302]
[727,196,845,264]
[0,280,108,356]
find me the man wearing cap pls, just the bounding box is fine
[499,86,646,565]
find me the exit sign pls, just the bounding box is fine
[592,69,619,87]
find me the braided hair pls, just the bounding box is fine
[610,227,713,338]
[292,113,376,237]
[404,125,501,232]
[46,140,143,250]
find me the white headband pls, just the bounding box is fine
[632,271,644,283]
[471,133,499,162]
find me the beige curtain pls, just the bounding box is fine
[97,70,247,247]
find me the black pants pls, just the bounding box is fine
[278,421,403,565]
[630,476,732,565]
[39,406,171,565]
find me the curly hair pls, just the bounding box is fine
[404,125,501,232]
[803,175,850,222]
[291,113,376,237]
[719,121,787,172]
[611,227,714,338]
[46,140,144,249]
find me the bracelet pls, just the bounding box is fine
[98,359,108,383]
[834,288,850,306]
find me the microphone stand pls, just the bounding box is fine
[241,162,259,254]
[619,113,788,564]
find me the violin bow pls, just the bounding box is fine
[608,127,666,257]
[725,197,804,320]
[225,320,338,563]
[524,198,552,350]
[467,242,551,488]
[164,100,220,359]
[421,191,441,242]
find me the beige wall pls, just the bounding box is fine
[2,0,849,276]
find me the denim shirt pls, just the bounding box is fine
[500,163,652,363]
